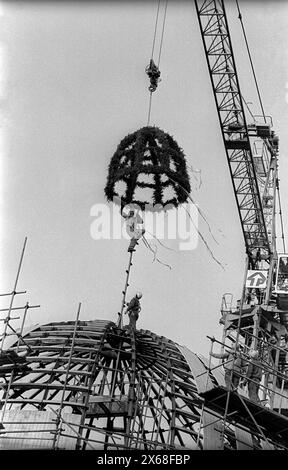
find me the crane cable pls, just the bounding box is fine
[147,0,168,126]
[147,0,161,125]
[151,0,161,62]
[156,0,168,68]
[236,0,266,122]
[241,95,256,122]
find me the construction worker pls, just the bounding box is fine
[125,292,142,330]
[122,207,145,252]
[0,348,29,366]
[244,350,262,403]
[0,347,31,376]
[210,343,246,391]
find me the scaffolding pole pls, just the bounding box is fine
[0,238,27,354]
[52,302,81,449]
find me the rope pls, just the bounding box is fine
[185,166,227,240]
[236,0,266,122]
[186,164,202,189]
[142,236,171,269]
[142,236,172,269]
[163,174,227,269]
[167,174,222,247]
[145,212,225,270]
[144,229,177,252]
[183,206,226,270]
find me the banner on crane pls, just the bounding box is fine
[275,255,288,294]
[245,270,268,289]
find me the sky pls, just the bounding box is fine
[1,0,288,357]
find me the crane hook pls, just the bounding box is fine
[145,59,161,93]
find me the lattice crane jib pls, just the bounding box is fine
[195,0,288,447]
[194,0,279,269]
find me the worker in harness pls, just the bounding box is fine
[145,59,161,92]
[122,207,145,252]
[124,292,142,330]
[210,343,246,391]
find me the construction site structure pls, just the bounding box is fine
[1,316,287,451]
[193,0,288,450]
[1,0,288,450]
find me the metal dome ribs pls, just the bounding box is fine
[0,320,215,450]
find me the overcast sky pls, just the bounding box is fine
[1,0,288,357]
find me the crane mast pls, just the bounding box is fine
[194,0,279,275]
[194,1,288,431]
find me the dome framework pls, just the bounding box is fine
[0,319,282,450]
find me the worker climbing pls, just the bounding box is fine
[124,292,142,331]
[145,59,161,92]
[122,207,145,253]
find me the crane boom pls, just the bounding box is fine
[194,0,272,266]
[194,0,288,438]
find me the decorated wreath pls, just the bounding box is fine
[104,126,191,211]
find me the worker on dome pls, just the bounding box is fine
[125,292,142,330]
[244,349,263,403]
[0,347,31,376]
[210,343,246,391]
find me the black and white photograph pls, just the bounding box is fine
[1,0,288,453]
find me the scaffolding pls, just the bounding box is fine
[3,306,288,450]
[2,231,288,450]
[0,316,214,450]
[196,320,288,449]
[0,238,41,428]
